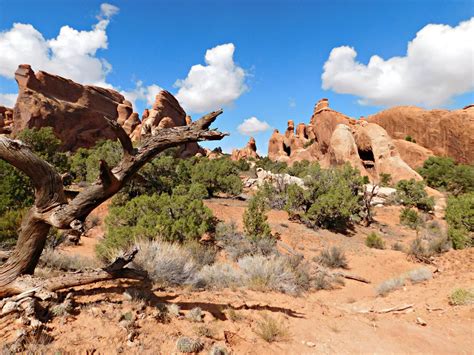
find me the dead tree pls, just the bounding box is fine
[362,183,378,227]
[0,110,226,297]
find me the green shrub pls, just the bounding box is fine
[405,135,416,143]
[399,208,424,230]
[191,158,242,197]
[0,209,26,248]
[395,179,434,212]
[287,160,311,178]
[285,164,363,231]
[365,232,385,249]
[379,173,392,187]
[70,140,122,182]
[449,288,474,306]
[97,186,214,259]
[243,196,272,239]
[255,157,288,174]
[17,127,69,172]
[418,156,474,196]
[445,192,473,249]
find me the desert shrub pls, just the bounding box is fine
[191,157,242,197]
[70,140,122,182]
[17,127,69,172]
[392,242,405,252]
[376,277,405,296]
[317,247,348,269]
[233,158,251,172]
[254,314,289,343]
[399,208,424,230]
[0,208,26,249]
[256,182,287,210]
[312,269,345,290]
[216,222,277,260]
[418,157,474,196]
[131,240,198,285]
[286,160,311,178]
[243,195,272,239]
[1,127,70,216]
[186,307,203,322]
[238,255,302,295]
[445,192,473,249]
[448,288,474,306]
[97,187,214,258]
[405,267,432,283]
[405,135,416,143]
[39,248,100,271]
[255,157,288,174]
[176,337,204,353]
[284,183,307,218]
[395,179,434,212]
[365,232,385,249]
[194,263,242,289]
[184,241,217,267]
[379,173,392,187]
[284,164,363,231]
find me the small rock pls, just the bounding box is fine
[2,301,17,314]
[416,317,427,326]
[305,341,316,348]
[30,318,42,329]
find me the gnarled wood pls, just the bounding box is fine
[0,110,226,297]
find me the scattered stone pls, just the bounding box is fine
[416,317,427,326]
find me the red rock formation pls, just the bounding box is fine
[12,64,130,150]
[0,106,13,134]
[368,106,474,164]
[393,139,434,170]
[268,98,424,183]
[231,137,259,161]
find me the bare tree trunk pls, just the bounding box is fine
[0,110,226,297]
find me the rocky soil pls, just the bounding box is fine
[1,197,472,354]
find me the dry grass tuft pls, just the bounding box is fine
[254,314,290,343]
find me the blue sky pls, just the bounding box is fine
[0,0,473,154]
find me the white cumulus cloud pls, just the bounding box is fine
[0,93,17,107]
[121,81,163,109]
[175,43,247,113]
[0,3,118,87]
[322,17,474,107]
[237,116,271,136]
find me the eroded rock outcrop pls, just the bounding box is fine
[231,137,259,161]
[268,98,423,183]
[393,139,434,170]
[12,65,128,150]
[368,106,474,164]
[0,106,13,134]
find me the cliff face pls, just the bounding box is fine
[368,106,474,164]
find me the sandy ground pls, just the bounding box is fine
[1,198,473,354]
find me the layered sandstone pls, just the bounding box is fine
[12,64,128,150]
[231,137,259,161]
[0,106,13,134]
[268,99,423,183]
[368,106,474,164]
[393,139,434,170]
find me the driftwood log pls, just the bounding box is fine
[0,110,226,297]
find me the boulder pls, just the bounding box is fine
[11,64,130,150]
[368,105,474,164]
[231,137,259,161]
